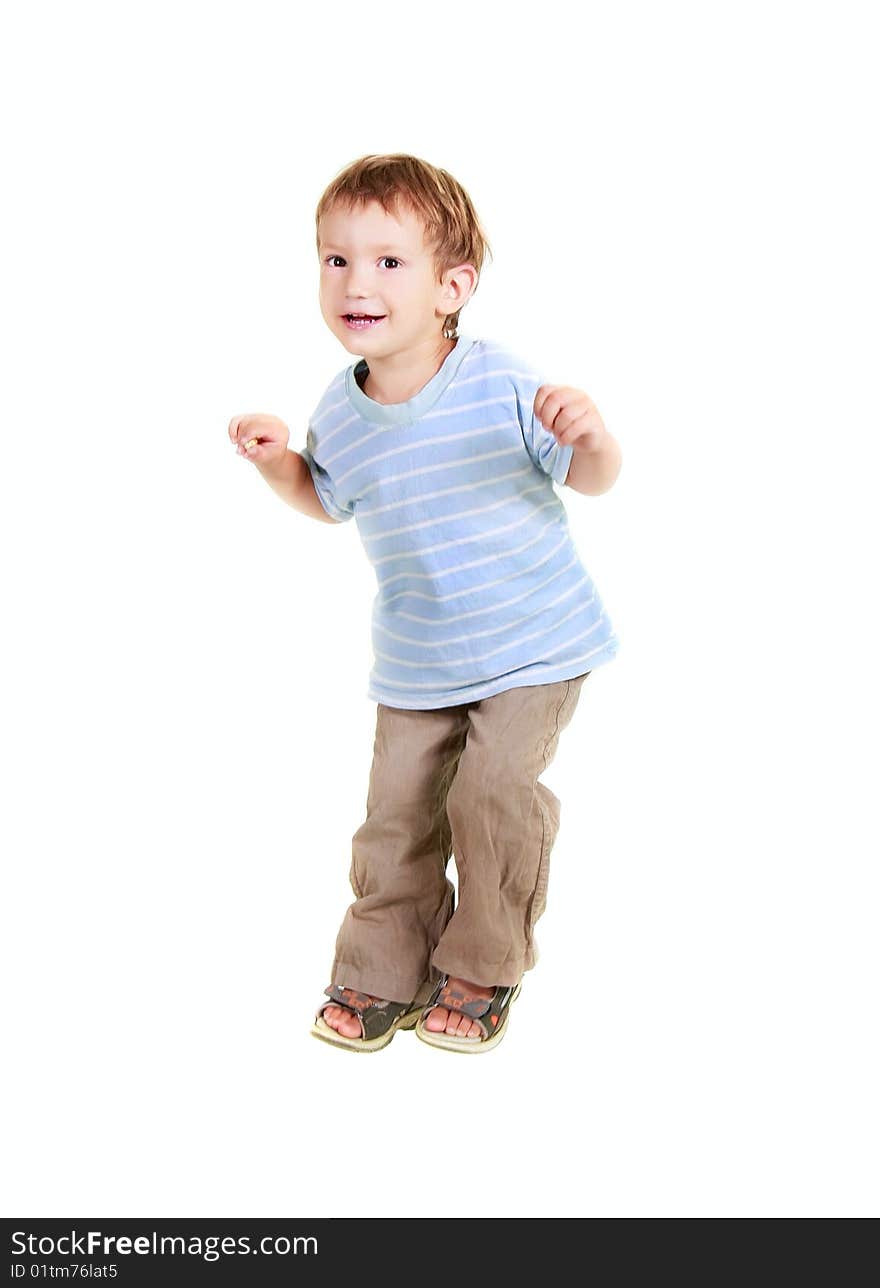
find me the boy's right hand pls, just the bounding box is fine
[228,414,289,470]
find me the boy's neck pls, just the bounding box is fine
[359,335,457,405]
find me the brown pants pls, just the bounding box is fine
[330,672,590,1004]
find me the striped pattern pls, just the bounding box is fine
[299,335,620,708]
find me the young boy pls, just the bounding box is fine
[228,153,622,1053]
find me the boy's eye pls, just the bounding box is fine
[323,255,402,269]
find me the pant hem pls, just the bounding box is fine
[331,960,436,1006]
[430,949,531,989]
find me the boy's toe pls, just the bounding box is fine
[423,1008,483,1038]
[321,1004,361,1037]
[424,1006,449,1032]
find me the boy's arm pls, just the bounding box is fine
[564,432,623,496]
[256,449,341,523]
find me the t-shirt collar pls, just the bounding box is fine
[344,334,477,425]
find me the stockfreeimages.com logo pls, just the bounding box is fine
[10,1229,318,1262]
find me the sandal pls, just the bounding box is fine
[311,984,423,1053]
[415,974,523,1053]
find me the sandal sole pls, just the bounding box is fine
[414,982,522,1053]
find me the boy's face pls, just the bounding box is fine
[318,199,467,356]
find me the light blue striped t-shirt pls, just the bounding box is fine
[298,334,620,709]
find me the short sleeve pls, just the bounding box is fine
[299,426,355,523]
[512,364,574,486]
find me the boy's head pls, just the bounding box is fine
[315,153,492,357]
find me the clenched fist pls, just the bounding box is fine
[228,414,289,470]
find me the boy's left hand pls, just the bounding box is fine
[533,385,608,452]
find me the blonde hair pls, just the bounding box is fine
[315,153,493,340]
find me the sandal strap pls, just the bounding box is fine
[323,985,376,1014]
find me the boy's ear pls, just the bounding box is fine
[440,261,478,310]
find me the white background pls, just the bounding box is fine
[2,0,877,1219]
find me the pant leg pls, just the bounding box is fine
[431,672,590,987]
[331,700,470,1004]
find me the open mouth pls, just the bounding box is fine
[342,314,386,329]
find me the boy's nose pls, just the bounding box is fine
[344,271,376,296]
